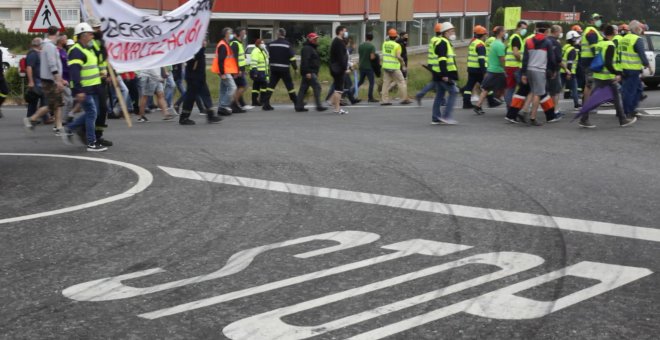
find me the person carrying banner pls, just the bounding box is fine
[212,27,239,116]
[180,40,222,125]
[61,23,107,152]
[261,28,298,111]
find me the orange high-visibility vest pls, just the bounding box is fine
[211,40,238,75]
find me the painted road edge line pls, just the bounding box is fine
[159,166,660,243]
[0,153,153,225]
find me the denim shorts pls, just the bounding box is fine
[138,76,164,96]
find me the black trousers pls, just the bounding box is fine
[95,80,110,139]
[296,74,322,109]
[181,78,212,117]
[265,68,296,104]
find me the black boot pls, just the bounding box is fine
[239,96,246,108]
[251,92,261,107]
[262,92,274,111]
[288,93,298,105]
[487,94,502,108]
[462,93,474,109]
[231,102,246,114]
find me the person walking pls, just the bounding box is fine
[261,28,298,111]
[87,17,112,147]
[431,22,460,125]
[179,40,222,125]
[581,13,605,110]
[329,25,350,115]
[61,23,106,152]
[25,38,47,120]
[462,25,499,109]
[295,33,327,112]
[520,22,558,126]
[620,20,650,118]
[357,33,378,102]
[579,25,637,128]
[474,26,507,116]
[547,25,565,119]
[561,30,581,110]
[211,27,239,116]
[415,23,444,105]
[135,68,175,122]
[230,27,251,113]
[249,39,269,108]
[396,31,409,79]
[381,29,411,106]
[23,26,66,134]
[504,21,528,108]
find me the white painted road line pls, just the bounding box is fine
[159,166,660,243]
[0,154,153,225]
[597,109,660,116]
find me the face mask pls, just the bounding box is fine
[259,43,266,50]
[343,31,349,38]
[229,34,234,40]
[504,33,509,40]
[595,20,602,28]
[520,28,528,36]
[558,33,564,39]
[448,34,457,41]
[86,40,94,48]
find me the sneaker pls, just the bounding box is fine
[400,99,412,105]
[23,117,37,131]
[87,143,108,152]
[504,117,519,124]
[335,109,349,115]
[61,129,74,145]
[473,106,485,115]
[163,115,174,121]
[620,117,637,127]
[431,120,442,125]
[179,118,196,125]
[53,127,62,136]
[439,118,457,125]
[262,105,274,111]
[547,114,563,123]
[415,96,422,106]
[242,105,255,110]
[601,101,614,107]
[381,102,392,106]
[574,103,582,110]
[633,110,649,117]
[137,116,149,123]
[350,99,362,105]
[529,119,543,126]
[98,138,113,147]
[218,107,233,116]
[488,99,503,108]
[316,106,328,112]
[173,104,180,114]
[517,112,529,124]
[579,120,596,129]
[295,107,309,112]
[207,116,223,124]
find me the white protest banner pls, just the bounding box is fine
[87,0,211,73]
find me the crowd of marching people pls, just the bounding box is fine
[1,13,653,152]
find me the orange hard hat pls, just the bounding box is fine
[571,25,583,33]
[473,25,487,35]
[434,23,442,33]
[619,24,629,31]
[388,28,398,38]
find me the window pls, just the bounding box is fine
[24,9,35,21]
[0,9,11,20]
[648,35,660,52]
[58,9,79,21]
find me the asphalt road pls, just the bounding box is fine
[1,90,660,339]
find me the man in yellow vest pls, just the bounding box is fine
[579,25,636,128]
[431,22,459,125]
[86,17,113,147]
[463,25,499,109]
[415,23,443,105]
[620,20,650,118]
[61,23,106,152]
[381,29,411,105]
[230,28,252,113]
[504,21,528,108]
[561,30,581,109]
[249,39,269,108]
[581,13,604,107]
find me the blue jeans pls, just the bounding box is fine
[561,73,579,107]
[622,70,642,115]
[358,69,375,100]
[417,81,436,98]
[433,81,458,121]
[67,93,98,145]
[164,74,176,107]
[218,76,237,108]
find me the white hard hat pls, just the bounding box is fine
[87,17,102,28]
[66,39,75,46]
[566,30,581,41]
[74,23,94,36]
[441,22,455,33]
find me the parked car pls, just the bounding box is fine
[641,31,660,88]
[0,45,18,70]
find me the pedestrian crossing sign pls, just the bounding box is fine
[28,0,65,33]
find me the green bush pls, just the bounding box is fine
[316,36,332,65]
[3,67,25,104]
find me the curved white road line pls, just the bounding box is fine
[0,153,153,225]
